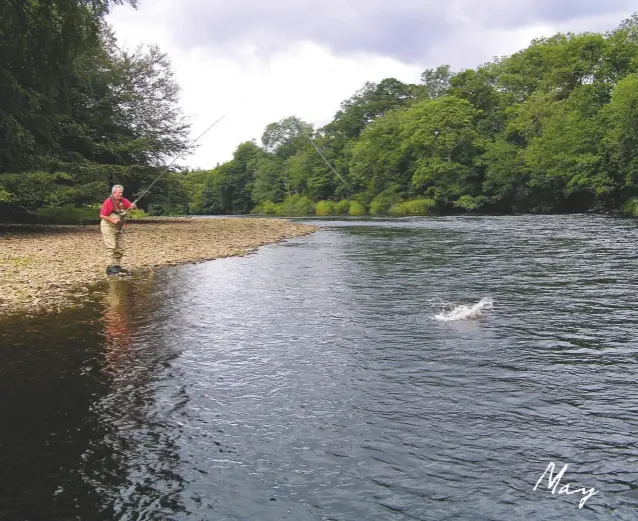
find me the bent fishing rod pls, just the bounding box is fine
[121,114,227,218]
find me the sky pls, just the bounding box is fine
[107,0,636,170]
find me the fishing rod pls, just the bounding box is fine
[121,114,227,217]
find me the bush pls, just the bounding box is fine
[279,194,316,216]
[453,195,488,212]
[315,200,334,216]
[622,198,638,217]
[36,205,100,224]
[389,198,436,216]
[127,208,148,219]
[254,200,281,215]
[348,200,367,216]
[369,199,385,216]
[253,196,316,216]
[36,205,148,224]
[334,199,350,214]
[369,189,402,216]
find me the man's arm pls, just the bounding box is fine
[99,200,120,224]
[121,198,136,210]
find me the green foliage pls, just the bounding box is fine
[334,200,351,215]
[251,200,280,215]
[348,201,367,216]
[34,204,146,224]
[6,10,638,221]
[279,194,316,216]
[0,171,97,209]
[316,200,335,216]
[420,65,456,99]
[251,157,285,204]
[329,78,416,139]
[350,108,408,195]
[369,187,403,215]
[261,117,313,159]
[197,141,262,215]
[454,195,488,212]
[478,139,529,211]
[622,198,638,216]
[36,206,101,224]
[602,73,638,193]
[127,208,148,219]
[251,195,315,216]
[0,1,192,223]
[389,199,436,216]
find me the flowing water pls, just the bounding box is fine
[1,214,638,521]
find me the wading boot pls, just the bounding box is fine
[106,265,119,276]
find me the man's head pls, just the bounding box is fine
[111,185,124,200]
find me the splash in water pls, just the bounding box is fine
[433,297,494,321]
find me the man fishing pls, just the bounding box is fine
[100,185,136,276]
[96,118,225,276]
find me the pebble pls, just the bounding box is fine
[0,217,317,318]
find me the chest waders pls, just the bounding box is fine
[110,195,127,231]
[103,196,130,275]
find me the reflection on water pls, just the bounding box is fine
[103,279,134,371]
[90,277,188,521]
[1,215,638,520]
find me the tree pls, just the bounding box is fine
[251,156,285,205]
[349,108,408,198]
[261,116,312,159]
[0,0,138,174]
[405,97,481,207]
[329,78,416,139]
[420,65,456,99]
[199,142,262,214]
[449,65,505,135]
[602,73,638,200]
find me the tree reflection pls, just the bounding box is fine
[0,304,112,520]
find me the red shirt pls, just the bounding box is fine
[101,196,131,217]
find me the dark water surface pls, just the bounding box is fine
[2,215,638,521]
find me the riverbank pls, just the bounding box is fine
[0,217,317,317]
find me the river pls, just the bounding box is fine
[1,214,637,520]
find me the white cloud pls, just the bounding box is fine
[108,2,421,169]
[107,1,635,170]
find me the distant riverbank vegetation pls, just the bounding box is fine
[2,3,638,222]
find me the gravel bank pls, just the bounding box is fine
[0,217,317,317]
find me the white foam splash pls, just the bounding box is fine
[433,297,494,321]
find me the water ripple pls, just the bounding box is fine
[2,215,638,520]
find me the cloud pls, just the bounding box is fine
[160,0,636,63]
[108,5,422,169]
[162,0,451,64]
[452,0,635,29]
[107,0,636,169]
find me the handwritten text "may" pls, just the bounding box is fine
[533,462,599,509]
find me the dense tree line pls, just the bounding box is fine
[189,13,638,217]
[0,0,191,222]
[2,6,638,221]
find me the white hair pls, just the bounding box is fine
[111,184,124,194]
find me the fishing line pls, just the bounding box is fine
[114,114,226,244]
[125,114,227,211]
[122,110,349,220]
[300,129,351,193]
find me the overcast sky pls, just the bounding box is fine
[107,0,636,169]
